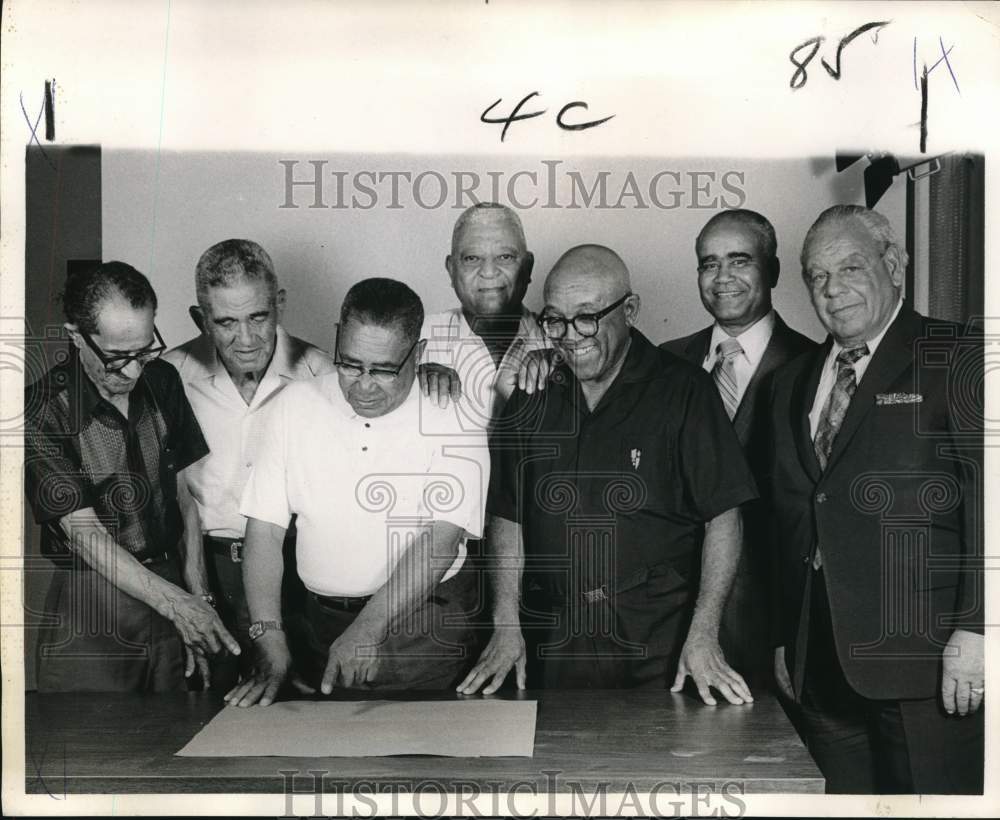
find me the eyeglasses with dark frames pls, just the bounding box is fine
[333,325,419,384]
[78,325,167,374]
[537,293,633,340]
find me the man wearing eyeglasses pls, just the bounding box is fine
[227,278,489,706]
[459,245,758,702]
[23,262,240,692]
[661,210,816,691]
[164,239,336,692]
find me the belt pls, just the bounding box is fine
[312,592,373,613]
[205,535,243,563]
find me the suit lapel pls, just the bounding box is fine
[685,327,712,365]
[823,308,919,472]
[732,314,805,437]
[793,340,830,483]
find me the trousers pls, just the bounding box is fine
[36,557,186,692]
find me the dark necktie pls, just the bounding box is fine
[712,337,743,420]
[813,344,870,470]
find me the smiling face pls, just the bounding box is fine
[803,217,903,348]
[446,211,532,318]
[336,318,420,418]
[198,279,284,380]
[696,220,775,335]
[543,262,637,385]
[70,297,156,400]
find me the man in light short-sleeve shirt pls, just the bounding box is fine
[227,278,489,706]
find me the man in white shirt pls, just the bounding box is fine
[166,239,334,691]
[421,202,549,431]
[661,210,816,689]
[227,278,489,706]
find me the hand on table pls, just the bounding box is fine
[321,622,385,693]
[225,632,314,707]
[184,644,211,690]
[671,629,753,706]
[418,363,463,408]
[456,628,527,695]
[942,629,984,716]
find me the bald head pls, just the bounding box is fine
[545,244,631,303]
[541,244,638,388]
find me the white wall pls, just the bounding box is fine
[103,152,906,352]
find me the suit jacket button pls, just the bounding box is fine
[815,492,828,503]
[802,555,811,564]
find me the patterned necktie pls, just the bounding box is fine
[813,344,870,469]
[712,337,743,420]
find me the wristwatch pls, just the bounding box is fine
[248,620,283,641]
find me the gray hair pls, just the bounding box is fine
[801,205,910,272]
[696,209,778,264]
[451,202,527,254]
[340,278,424,345]
[195,239,278,306]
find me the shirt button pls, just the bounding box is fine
[245,461,252,468]
[365,423,371,428]
[815,492,827,503]
[362,446,368,452]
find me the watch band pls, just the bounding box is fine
[248,620,283,641]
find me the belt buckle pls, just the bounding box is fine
[582,585,609,604]
[230,540,243,563]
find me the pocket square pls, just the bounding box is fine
[876,392,923,406]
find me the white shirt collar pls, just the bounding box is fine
[707,310,775,368]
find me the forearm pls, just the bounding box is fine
[177,470,209,595]
[488,514,523,625]
[242,517,288,622]
[355,521,462,637]
[689,507,743,636]
[59,510,189,619]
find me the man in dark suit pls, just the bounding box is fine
[768,204,983,793]
[662,209,816,689]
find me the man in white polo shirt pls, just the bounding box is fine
[227,278,489,706]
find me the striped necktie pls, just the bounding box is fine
[712,337,743,420]
[813,344,870,470]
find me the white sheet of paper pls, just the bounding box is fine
[176,699,537,758]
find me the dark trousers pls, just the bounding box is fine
[37,558,186,693]
[289,567,478,691]
[204,533,306,692]
[525,563,694,689]
[718,552,771,691]
[800,569,984,794]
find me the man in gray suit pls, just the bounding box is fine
[661,209,816,689]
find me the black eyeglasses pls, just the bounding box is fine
[78,325,167,373]
[334,325,419,384]
[538,293,632,340]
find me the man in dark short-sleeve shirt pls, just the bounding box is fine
[23,261,239,692]
[459,245,758,702]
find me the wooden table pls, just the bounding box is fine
[25,689,823,794]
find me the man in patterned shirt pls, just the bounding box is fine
[24,262,238,691]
